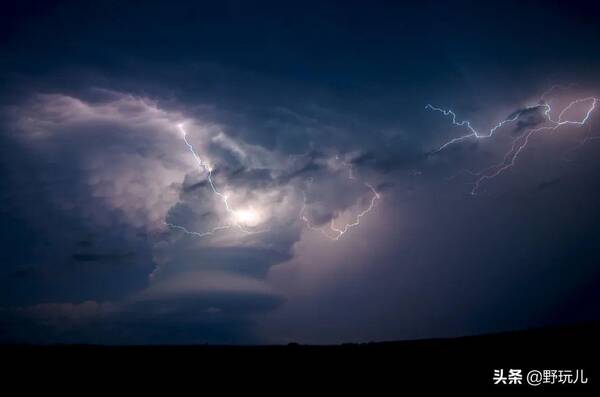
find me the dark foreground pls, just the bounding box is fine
[3,322,599,392]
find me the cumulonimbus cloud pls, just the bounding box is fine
[0,88,384,343]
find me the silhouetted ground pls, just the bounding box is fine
[3,321,598,393]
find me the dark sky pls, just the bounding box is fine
[1,0,600,344]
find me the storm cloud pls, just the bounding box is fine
[1,0,600,344]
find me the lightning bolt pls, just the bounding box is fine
[425,104,532,153]
[168,123,379,241]
[164,222,232,238]
[299,159,381,241]
[427,90,597,194]
[165,123,266,237]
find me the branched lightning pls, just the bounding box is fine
[167,123,379,241]
[299,160,381,241]
[427,90,597,194]
[164,222,232,238]
[165,123,266,237]
[425,104,533,153]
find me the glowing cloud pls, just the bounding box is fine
[169,123,380,241]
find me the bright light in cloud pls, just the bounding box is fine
[233,208,262,227]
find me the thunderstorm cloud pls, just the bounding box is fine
[1,1,600,344]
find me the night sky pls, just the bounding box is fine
[1,0,600,344]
